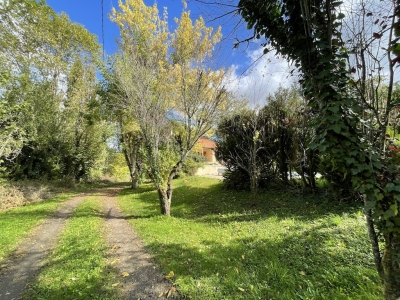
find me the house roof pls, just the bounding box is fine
[198,137,216,149]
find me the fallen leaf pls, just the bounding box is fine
[112,283,119,287]
[121,272,129,277]
[112,245,120,250]
[238,287,245,292]
[167,287,177,298]
[299,271,306,276]
[158,292,164,298]
[165,271,174,280]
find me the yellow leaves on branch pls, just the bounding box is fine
[111,0,222,65]
[111,0,228,118]
[111,0,158,33]
[170,63,227,111]
[110,0,169,58]
[172,11,222,64]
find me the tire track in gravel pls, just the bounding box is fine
[0,194,87,300]
[102,188,177,300]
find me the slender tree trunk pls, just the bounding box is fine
[364,196,400,299]
[250,140,259,203]
[382,232,400,300]
[250,173,259,204]
[122,140,140,189]
[364,196,384,281]
[308,150,316,190]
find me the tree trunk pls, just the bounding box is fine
[129,163,140,189]
[157,157,185,216]
[382,232,400,300]
[364,207,384,282]
[157,188,171,216]
[250,174,259,203]
[122,142,140,189]
[131,177,139,189]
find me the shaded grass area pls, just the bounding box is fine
[22,197,119,300]
[118,177,381,299]
[0,193,75,265]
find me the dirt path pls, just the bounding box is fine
[0,194,87,300]
[0,188,177,300]
[102,188,176,299]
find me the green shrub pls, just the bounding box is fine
[182,153,205,176]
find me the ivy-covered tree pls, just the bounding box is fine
[238,0,400,298]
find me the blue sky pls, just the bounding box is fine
[46,0,194,56]
[45,0,294,103]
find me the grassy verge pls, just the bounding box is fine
[118,177,381,299]
[23,197,119,300]
[0,193,75,265]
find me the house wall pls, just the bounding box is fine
[195,164,226,176]
[204,149,215,163]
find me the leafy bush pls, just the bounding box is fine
[182,153,205,176]
[106,151,130,182]
[216,87,322,192]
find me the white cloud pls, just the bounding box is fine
[224,48,296,107]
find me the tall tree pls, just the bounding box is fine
[238,0,400,298]
[0,0,106,181]
[98,60,146,189]
[111,0,228,215]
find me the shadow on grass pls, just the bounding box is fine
[119,179,363,224]
[143,226,381,299]
[104,208,153,220]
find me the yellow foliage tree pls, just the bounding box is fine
[111,0,228,216]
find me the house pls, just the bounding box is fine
[195,136,226,176]
[197,136,217,163]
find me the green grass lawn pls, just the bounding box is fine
[0,193,75,266]
[23,196,119,300]
[118,177,382,300]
